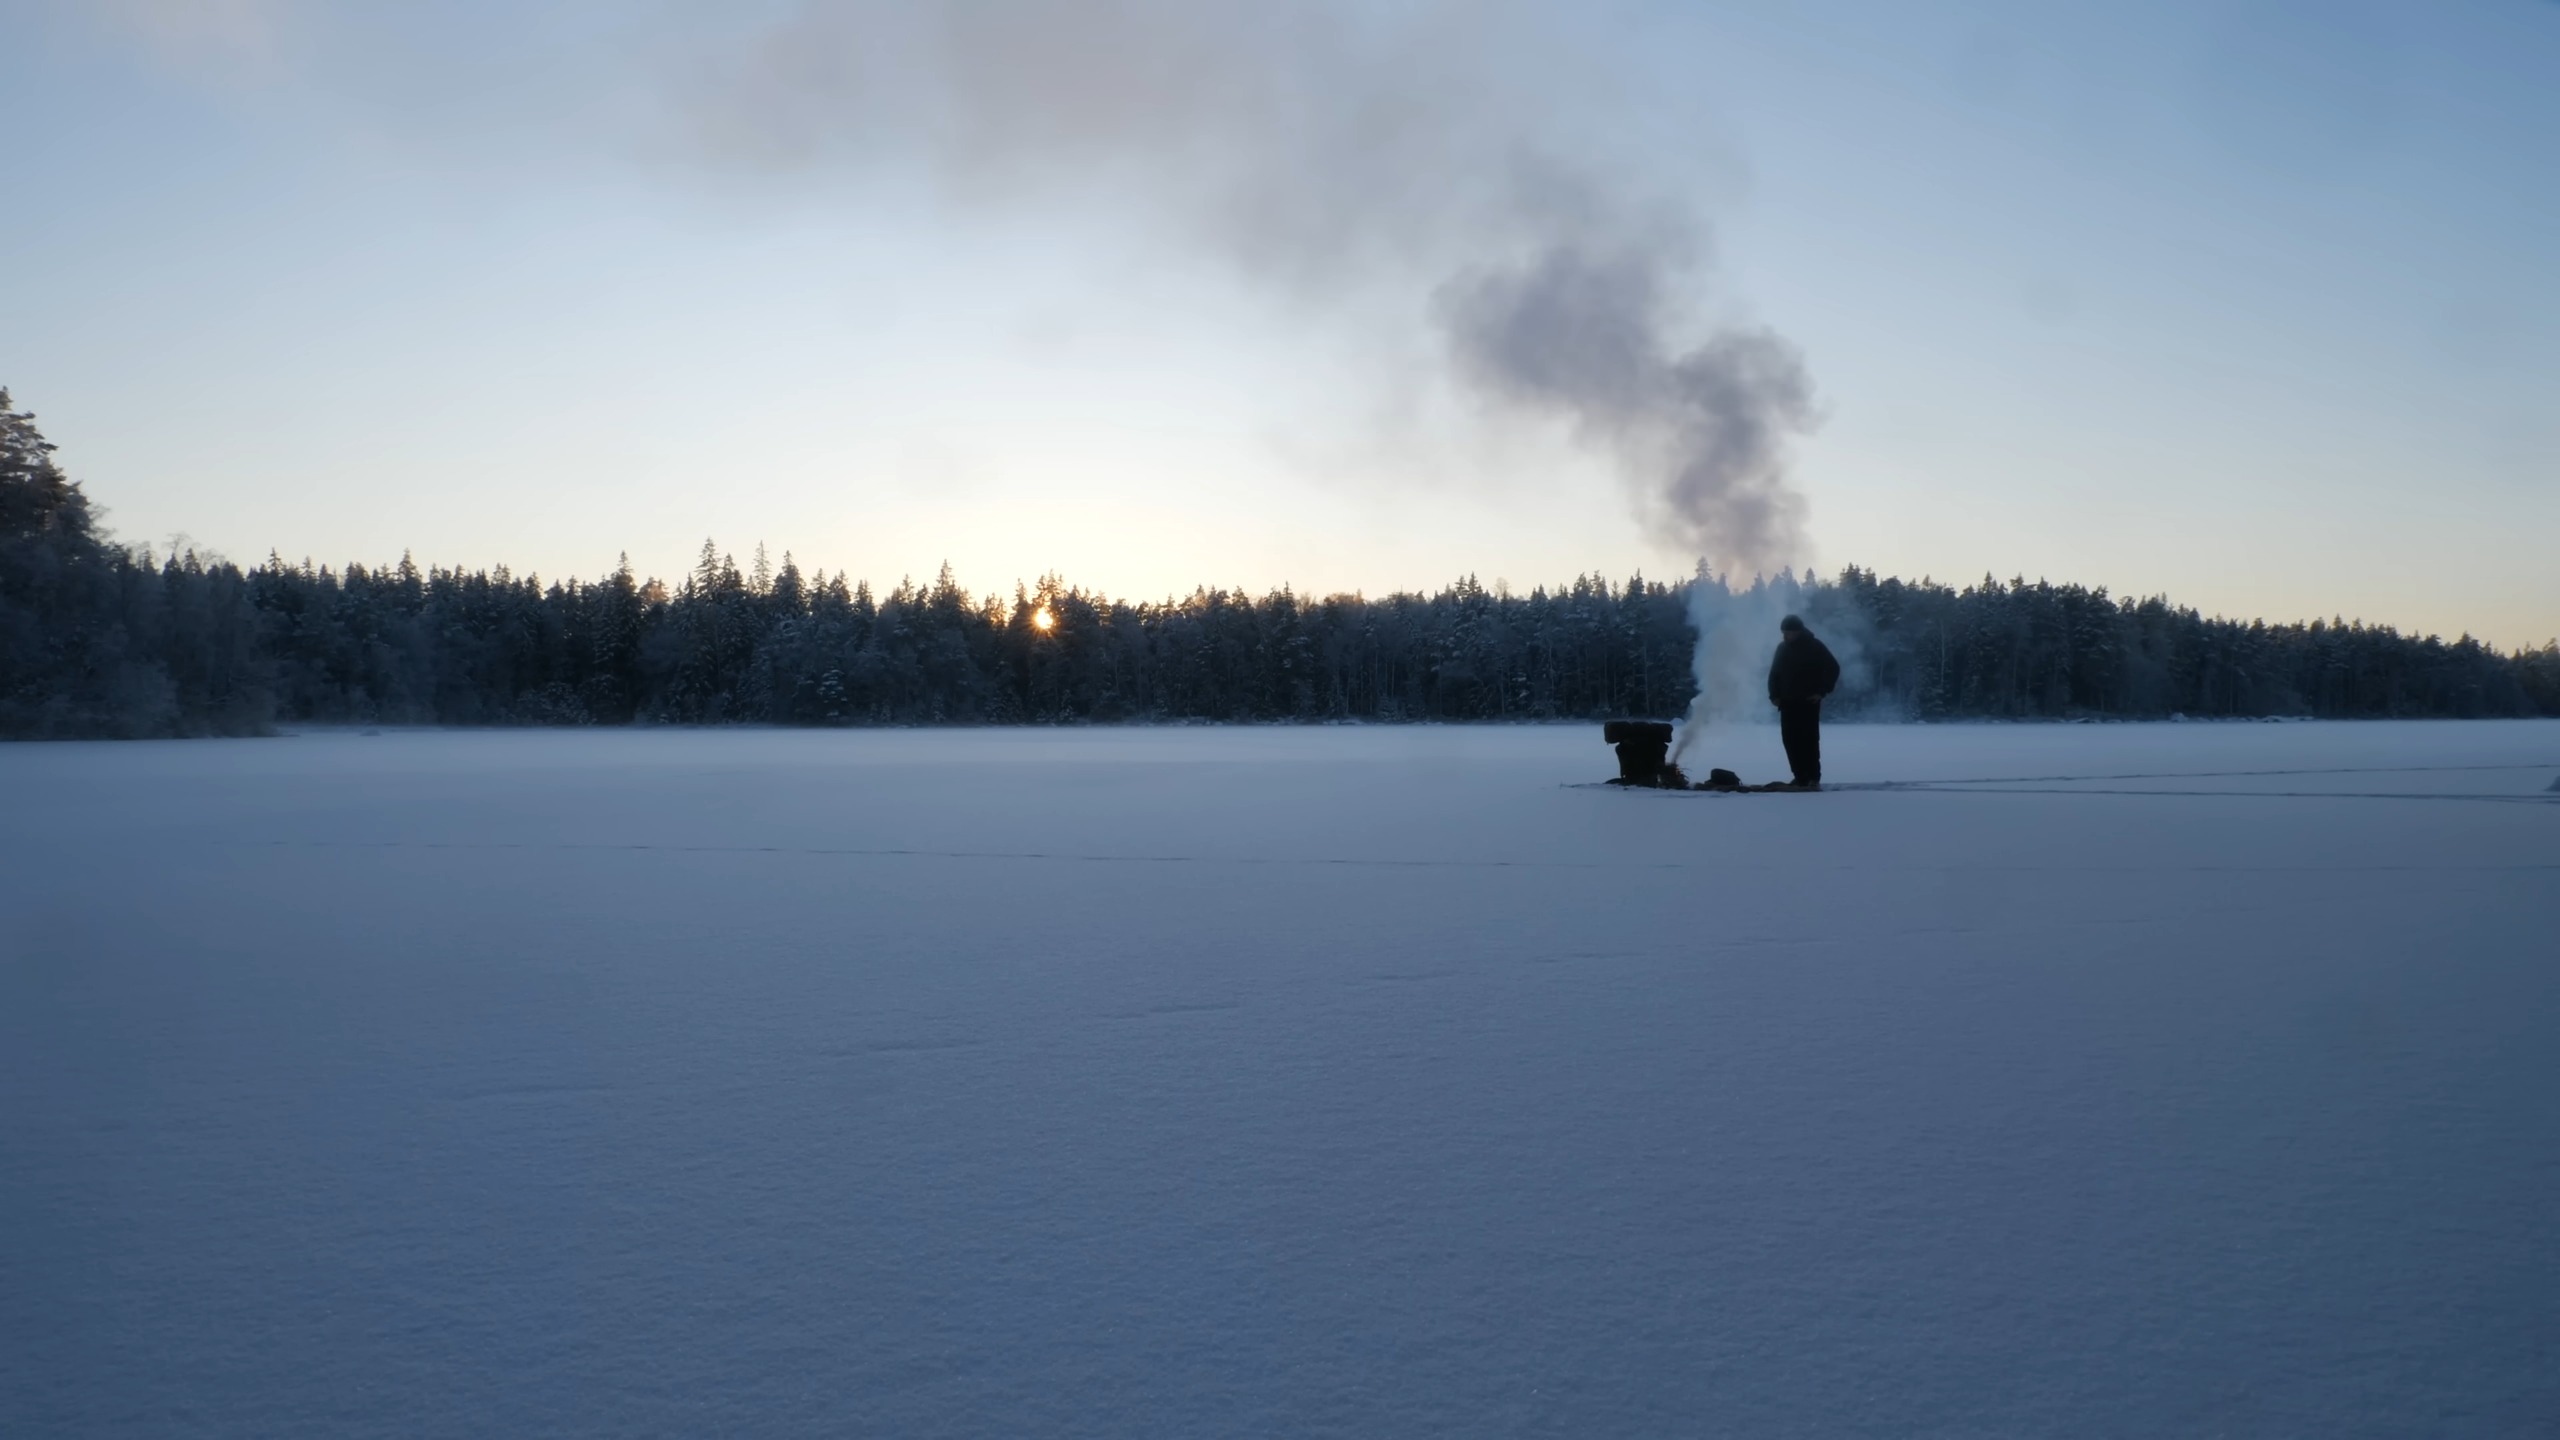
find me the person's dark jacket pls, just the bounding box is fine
[1768,631,1842,707]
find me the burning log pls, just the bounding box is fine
[1602,720,1685,787]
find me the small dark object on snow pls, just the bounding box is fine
[1602,720,1683,787]
[1699,768,1744,790]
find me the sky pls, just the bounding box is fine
[3,0,2555,646]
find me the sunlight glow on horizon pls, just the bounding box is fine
[4,0,2554,647]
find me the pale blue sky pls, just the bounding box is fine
[5,0,2554,644]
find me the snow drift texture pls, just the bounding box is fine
[5,722,2558,1436]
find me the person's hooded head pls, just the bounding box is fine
[1779,615,1807,637]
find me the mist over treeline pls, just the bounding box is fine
[4,393,2554,738]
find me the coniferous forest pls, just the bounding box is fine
[5,391,2555,739]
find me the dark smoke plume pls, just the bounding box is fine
[1437,239,1815,571]
[692,0,1819,574]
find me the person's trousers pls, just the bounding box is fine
[1778,699,1822,785]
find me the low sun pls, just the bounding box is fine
[1032,607,1056,633]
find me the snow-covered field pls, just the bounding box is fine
[5,721,2557,1437]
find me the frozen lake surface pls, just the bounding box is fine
[6,721,2558,1437]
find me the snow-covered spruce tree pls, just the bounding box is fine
[0,389,94,543]
[0,388,132,735]
[0,390,271,737]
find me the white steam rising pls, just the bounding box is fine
[1669,570,1876,769]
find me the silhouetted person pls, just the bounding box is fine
[1767,615,1840,788]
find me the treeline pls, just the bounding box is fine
[1823,569,2554,722]
[5,391,2555,737]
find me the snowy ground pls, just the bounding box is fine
[5,721,2557,1437]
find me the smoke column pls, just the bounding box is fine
[1437,239,1816,574]
[689,0,1821,577]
